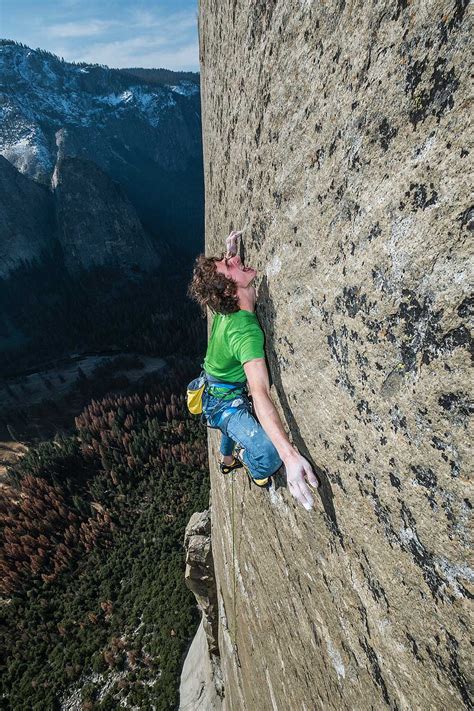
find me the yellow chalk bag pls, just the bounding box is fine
[186,374,206,415]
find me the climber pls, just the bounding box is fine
[187,230,319,511]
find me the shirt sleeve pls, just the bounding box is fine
[228,322,265,365]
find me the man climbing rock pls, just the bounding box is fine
[188,230,319,510]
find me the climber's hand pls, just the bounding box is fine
[284,452,319,511]
[225,229,242,258]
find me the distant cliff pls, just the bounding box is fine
[0,155,54,276]
[183,1,472,709]
[53,156,162,274]
[0,154,163,278]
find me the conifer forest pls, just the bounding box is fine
[1,261,210,709]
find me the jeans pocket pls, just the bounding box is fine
[203,392,222,428]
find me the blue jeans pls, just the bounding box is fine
[202,385,283,481]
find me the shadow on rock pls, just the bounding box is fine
[256,275,344,546]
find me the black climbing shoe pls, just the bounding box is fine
[249,474,270,488]
[220,456,243,475]
[234,445,271,487]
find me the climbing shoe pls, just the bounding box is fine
[250,475,270,488]
[233,445,270,488]
[219,456,243,475]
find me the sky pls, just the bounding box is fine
[0,0,200,71]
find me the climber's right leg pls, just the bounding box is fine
[219,432,243,472]
[220,432,236,459]
[220,405,283,483]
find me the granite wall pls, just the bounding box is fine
[195,1,472,708]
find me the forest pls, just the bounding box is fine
[1,360,211,709]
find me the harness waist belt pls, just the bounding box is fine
[203,370,247,400]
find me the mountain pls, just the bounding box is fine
[0,40,204,255]
[0,41,202,370]
[0,152,164,278]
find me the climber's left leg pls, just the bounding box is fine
[201,389,240,468]
[201,386,282,479]
[220,433,236,458]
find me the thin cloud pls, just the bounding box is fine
[48,9,197,39]
[77,38,199,70]
[48,20,120,38]
[5,4,200,70]
[129,9,198,33]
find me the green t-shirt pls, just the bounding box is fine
[204,310,265,383]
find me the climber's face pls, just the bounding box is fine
[215,254,257,287]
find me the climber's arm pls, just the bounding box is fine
[244,358,297,463]
[225,229,242,257]
[243,359,319,510]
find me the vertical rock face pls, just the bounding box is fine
[0,155,54,277]
[53,156,161,274]
[198,1,471,709]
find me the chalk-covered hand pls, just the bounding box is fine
[284,451,319,511]
[225,229,242,258]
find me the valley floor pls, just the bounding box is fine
[0,351,167,478]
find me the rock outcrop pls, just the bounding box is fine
[194,1,472,709]
[179,620,222,711]
[183,509,220,657]
[180,509,223,708]
[53,156,161,274]
[0,155,54,277]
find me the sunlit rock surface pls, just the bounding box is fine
[179,620,222,711]
[195,1,472,709]
[180,510,224,708]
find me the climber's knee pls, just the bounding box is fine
[252,441,283,478]
[223,407,283,476]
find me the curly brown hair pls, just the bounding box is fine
[187,253,240,317]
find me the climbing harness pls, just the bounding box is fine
[186,363,249,429]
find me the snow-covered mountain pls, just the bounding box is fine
[0,40,204,256]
